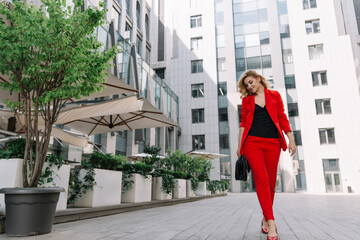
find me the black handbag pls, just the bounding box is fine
[235,155,251,181]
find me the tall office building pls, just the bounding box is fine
[153,0,360,193]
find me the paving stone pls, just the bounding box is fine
[0,193,359,240]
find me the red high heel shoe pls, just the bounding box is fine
[267,226,278,240]
[261,220,268,234]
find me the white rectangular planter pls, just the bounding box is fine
[0,158,23,215]
[74,168,122,207]
[186,180,195,198]
[41,163,71,211]
[173,179,186,199]
[195,181,207,196]
[122,173,152,203]
[152,177,172,200]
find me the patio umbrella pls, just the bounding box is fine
[58,97,177,136]
[127,153,166,161]
[0,72,138,105]
[0,109,88,147]
[186,151,229,160]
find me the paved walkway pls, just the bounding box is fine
[0,193,359,240]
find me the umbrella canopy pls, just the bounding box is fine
[186,151,229,159]
[126,153,166,161]
[0,72,138,105]
[0,109,88,147]
[59,97,177,136]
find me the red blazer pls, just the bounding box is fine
[240,88,292,155]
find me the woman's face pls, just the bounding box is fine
[243,76,262,94]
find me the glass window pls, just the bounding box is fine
[305,19,320,34]
[191,83,204,98]
[243,10,258,25]
[216,12,224,25]
[136,1,141,28]
[219,134,229,149]
[233,13,243,26]
[288,103,299,117]
[282,49,293,63]
[258,9,267,22]
[126,0,132,17]
[218,108,228,122]
[191,60,203,73]
[192,108,205,123]
[236,58,246,72]
[262,55,272,68]
[145,14,150,40]
[277,1,288,15]
[312,71,327,86]
[246,56,261,69]
[153,80,161,109]
[280,24,290,38]
[218,82,227,96]
[308,44,324,60]
[259,31,269,45]
[235,35,245,48]
[319,128,336,144]
[315,99,332,114]
[235,48,245,58]
[303,0,317,10]
[217,57,226,71]
[192,135,205,150]
[155,68,165,80]
[97,26,108,51]
[191,15,202,28]
[145,47,150,64]
[285,75,296,89]
[293,130,302,146]
[245,33,260,47]
[125,22,133,42]
[191,37,203,50]
[238,105,242,124]
[136,36,142,56]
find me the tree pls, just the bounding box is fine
[0,0,118,187]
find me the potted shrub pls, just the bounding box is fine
[68,152,126,207]
[151,169,175,200]
[172,171,188,199]
[0,0,117,236]
[122,162,153,203]
[195,159,212,196]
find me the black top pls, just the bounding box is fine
[248,104,279,138]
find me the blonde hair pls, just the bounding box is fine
[237,70,269,98]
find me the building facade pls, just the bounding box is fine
[151,0,360,193]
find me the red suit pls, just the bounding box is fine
[240,88,291,220]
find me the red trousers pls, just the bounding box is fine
[244,136,281,221]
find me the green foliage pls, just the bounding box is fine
[206,180,229,194]
[38,153,66,186]
[0,0,119,187]
[143,145,162,166]
[172,171,189,180]
[67,166,96,204]
[122,162,153,192]
[152,169,175,195]
[84,151,127,171]
[122,162,153,176]
[190,176,199,191]
[197,159,212,182]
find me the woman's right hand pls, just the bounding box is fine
[236,147,241,158]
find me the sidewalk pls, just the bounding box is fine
[0,193,359,240]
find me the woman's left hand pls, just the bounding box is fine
[288,140,296,157]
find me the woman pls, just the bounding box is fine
[236,70,296,240]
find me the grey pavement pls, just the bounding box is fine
[0,193,359,240]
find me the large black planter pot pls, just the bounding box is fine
[0,187,64,237]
